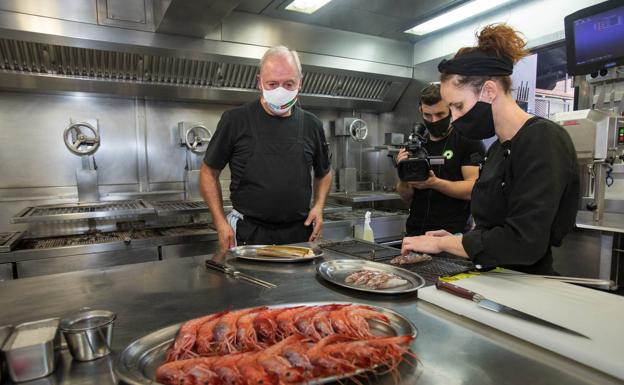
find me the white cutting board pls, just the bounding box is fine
[418,273,624,380]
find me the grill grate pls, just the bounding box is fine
[20,232,129,249]
[17,230,163,250]
[0,38,391,101]
[11,200,155,223]
[320,239,474,285]
[0,232,23,252]
[387,256,474,285]
[29,202,146,216]
[149,201,208,215]
[320,239,400,261]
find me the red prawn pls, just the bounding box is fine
[213,307,265,355]
[166,312,226,362]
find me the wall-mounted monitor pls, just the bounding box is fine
[564,0,624,76]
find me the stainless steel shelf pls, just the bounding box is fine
[10,200,155,223]
[323,203,353,214]
[329,191,401,204]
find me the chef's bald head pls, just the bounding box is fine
[259,46,303,78]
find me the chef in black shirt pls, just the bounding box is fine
[396,83,484,236]
[200,45,332,251]
[401,24,579,275]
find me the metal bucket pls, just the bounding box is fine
[59,310,115,362]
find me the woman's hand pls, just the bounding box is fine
[425,229,453,237]
[401,235,444,255]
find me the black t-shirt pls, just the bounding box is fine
[406,129,485,236]
[462,116,580,275]
[203,100,331,198]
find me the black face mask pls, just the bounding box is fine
[452,101,496,140]
[424,114,451,138]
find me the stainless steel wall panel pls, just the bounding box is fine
[0,92,136,231]
[144,100,228,184]
[0,92,81,188]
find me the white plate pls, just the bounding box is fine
[317,259,425,294]
[229,245,323,263]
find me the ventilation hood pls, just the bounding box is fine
[0,8,413,112]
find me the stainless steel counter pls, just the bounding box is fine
[577,210,624,233]
[0,248,621,385]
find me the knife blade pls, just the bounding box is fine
[435,280,590,339]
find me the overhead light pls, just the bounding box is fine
[405,0,513,36]
[285,0,333,14]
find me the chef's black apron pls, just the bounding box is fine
[233,103,312,245]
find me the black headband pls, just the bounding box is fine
[438,50,513,76]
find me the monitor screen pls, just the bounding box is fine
[565,1,624,75]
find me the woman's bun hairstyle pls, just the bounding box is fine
[475,23,528,64]
[445,23,529,93]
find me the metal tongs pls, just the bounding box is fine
[205,259,276,289]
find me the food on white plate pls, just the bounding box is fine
[390,252,433,266]
[255,245,314,258]
[344,268,408,289]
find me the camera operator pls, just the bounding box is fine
[396,83,485,236]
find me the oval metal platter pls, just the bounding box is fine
[115,301,417,385]
[317,259,425,294]
[229,245,323,263]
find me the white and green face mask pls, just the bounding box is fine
[262,86,298,115]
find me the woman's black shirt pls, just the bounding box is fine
[462,116,580,274]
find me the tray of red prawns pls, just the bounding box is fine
[115,302,418,385]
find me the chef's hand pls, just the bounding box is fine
[401,235,443,256]
[215,221,235,252]
[425,229,453,237]
[407,170,438,190]
[305,206,323,241]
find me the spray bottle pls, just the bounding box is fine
[362,211,375,242]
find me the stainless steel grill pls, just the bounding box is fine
[20,232,128,249]
[0,232,24,252]
[17,230,165,250]
[319,239,400,261]
[0,38,392,101]
[149,200,209,216]
[11,200,155,223]
[386,256,474,285]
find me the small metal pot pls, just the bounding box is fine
[60,310,116,362]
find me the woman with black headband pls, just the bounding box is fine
[401,24,580,275]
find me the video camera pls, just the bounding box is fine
[397,123,445,182]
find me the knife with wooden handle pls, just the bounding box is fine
[435,280,590,339]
